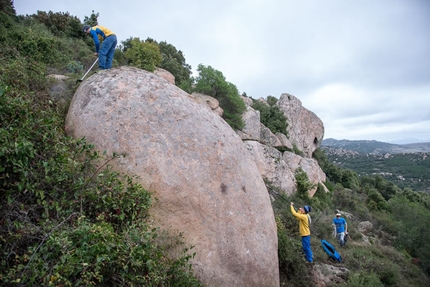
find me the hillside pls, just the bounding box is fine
[322,139,430,192]
[322,138,430,154]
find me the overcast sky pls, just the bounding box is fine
[14,0,430,144]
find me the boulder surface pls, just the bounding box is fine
[65,66,279,287]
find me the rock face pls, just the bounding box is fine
[65,66,279,287]
[277,93,324,158]
[238,95,327,196]
[311,264,349,286]
[154,67,175,84]
[245,141,326,196]
[190,92,224,116]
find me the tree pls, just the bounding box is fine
[84,10,98,27]
[0,0,15,16]
[124,37,162,72]
[267,95,278,106]
[158,41,192,92]
[295,167,315,200]
[194,64,246,130]
[32,11,83,38]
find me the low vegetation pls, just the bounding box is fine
[250,95,288,137]
[270,149,430,286]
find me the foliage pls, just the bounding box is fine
[32,10,84,38]
[294,167,315,201]
[251,97,288,136]
[0,14,96,90]
[194,64,246,130]
[310,183,332,210]
[322,146,430,192]
[389,195,430,274]
[313,148,360,190]
[339,271,384,287]
[0,0,15,16]
[276,216,310,286]
[292,144,304,156]
[0,83,201,286]
[124,37,162,72]
[266,95,278,106]
[83,10,99,27]
[157,40,193,92]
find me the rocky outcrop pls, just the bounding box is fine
[237,95,326,196]
[65,66,279,287]
[245,141,326,196]
[277,93,324,158]
[154,67,175,84]
[190,92,224,116]
[358,221,373,235]
[310,264,349,286]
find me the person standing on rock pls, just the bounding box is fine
[290,202,313,263]
[82,24,117,69]
[332,212,348,247]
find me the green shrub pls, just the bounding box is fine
[339,271,384,287]
[251,98,288,136]
[311,183,332,210]
[295,167,315,200]
[194,64,246,130]
[124,37,162,72]
[276,216,311,286]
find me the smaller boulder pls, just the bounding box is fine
[358,221,373,235]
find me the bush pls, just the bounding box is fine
[124,37,162,72]
[295,167,315,200]
[251,98,288,136]
[194,64,246,130]
[339,271,384,287]
[276,216,311,286]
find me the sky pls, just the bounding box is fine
[13,0,430,144]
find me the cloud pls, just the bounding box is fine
[13,0,430,143]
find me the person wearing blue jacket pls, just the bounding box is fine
[332,212,348,247]
[83,25,117,69]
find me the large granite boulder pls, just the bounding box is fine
[65,66,279,287]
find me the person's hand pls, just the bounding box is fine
[290,202,294,206]
[94,52,98,56]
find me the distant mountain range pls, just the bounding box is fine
[321,138,430,154]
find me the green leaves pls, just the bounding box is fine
[251,98,288,136]
[124,37,162,72]
[194,64,246,130]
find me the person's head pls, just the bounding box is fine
[82,25,91,34]
[298,205,311,214]
[336,212,341,218]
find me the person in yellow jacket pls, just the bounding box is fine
[290,202,313,263]
[82,25,117,69]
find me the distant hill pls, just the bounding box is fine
[321,139,430,192]
[322,138,430,154]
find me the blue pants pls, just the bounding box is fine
[99,35,117,69]
[336,232,345,246]
[302,235,313,262]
